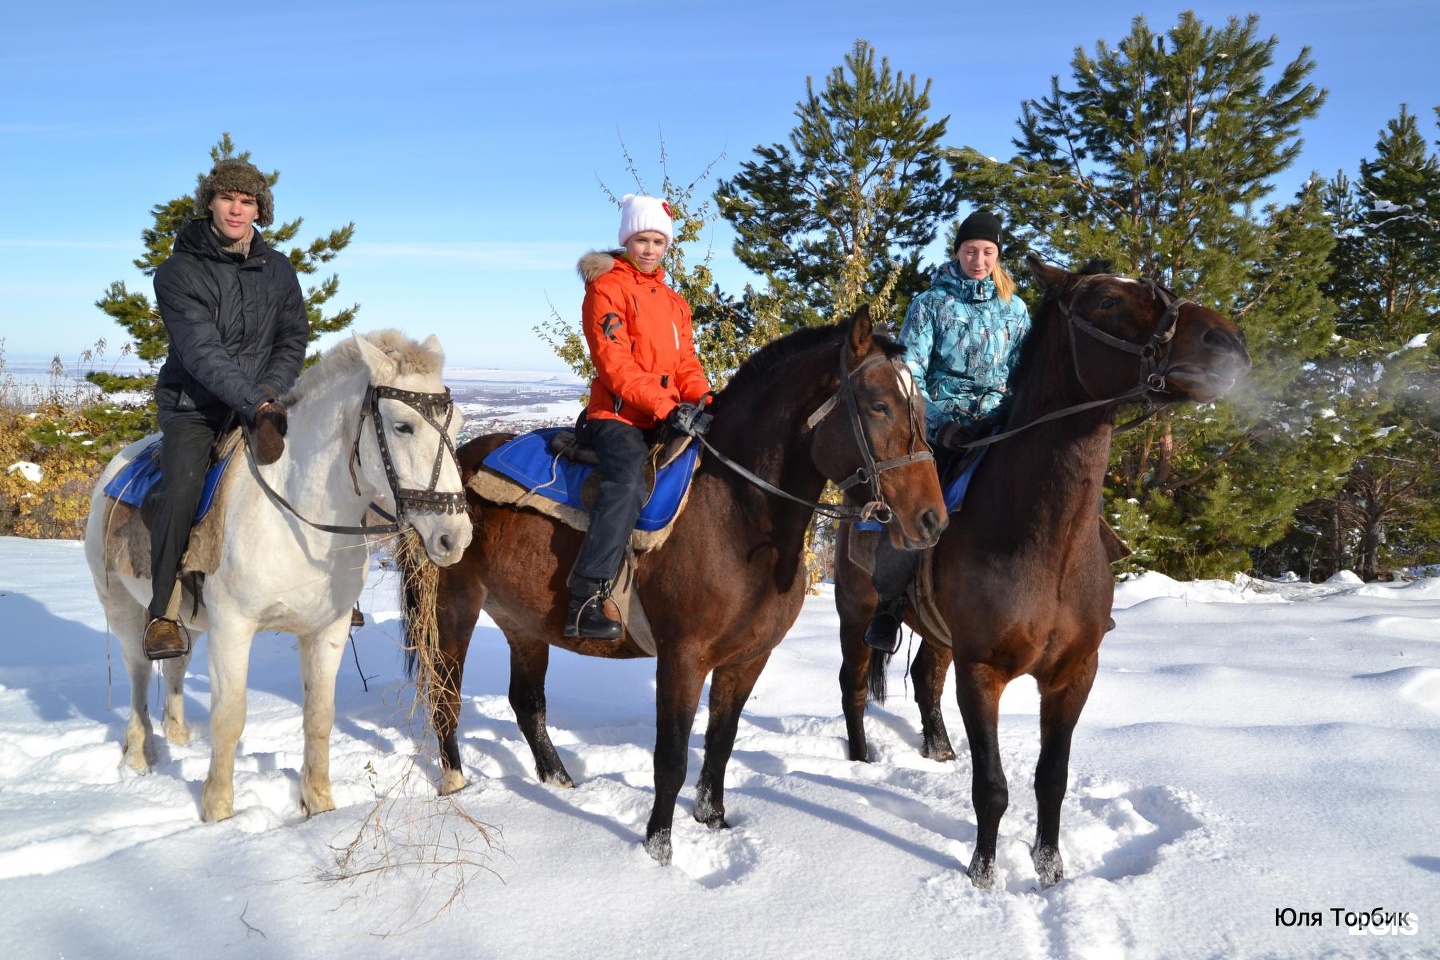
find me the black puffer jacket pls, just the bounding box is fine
[153,218,309,423]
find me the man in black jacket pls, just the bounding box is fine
[142,158,310,660]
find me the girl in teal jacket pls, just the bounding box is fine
[865,210,1030,653]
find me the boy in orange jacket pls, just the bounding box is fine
[567,194,713,639]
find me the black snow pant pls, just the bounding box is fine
[571,418,650,591]
[147,412,223,621]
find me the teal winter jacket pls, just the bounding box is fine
[897,260,1032,441]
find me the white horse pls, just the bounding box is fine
[84,330,473,821]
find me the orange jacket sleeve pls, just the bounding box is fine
[583,281,683,422]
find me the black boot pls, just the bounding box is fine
[564,583,623,640]
[863,593,908,654]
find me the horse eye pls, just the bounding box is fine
[869,401,889,416]
[1099,296,1120,308]
[394,421,416,435]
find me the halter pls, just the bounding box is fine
[698,349,933,523]
[959,274,1190,452]
[247,383,465,537]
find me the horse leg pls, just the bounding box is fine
[1032,651,1098,888]
[693,651,772,829]
[160,650,191,746]
[644,650,708,865]
[955,661,1008,888]
[432,567,486,796]
[111,600,158,773]
[297,617,351,817]
[835,545,878,762]
[913,642,955,761]
[506,629,574,788]
[200,621,256,822]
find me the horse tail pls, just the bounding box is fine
[867,648,893,702]
[395,529,440,697]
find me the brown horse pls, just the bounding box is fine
[834,256,1251,888]
[404,309,947,864]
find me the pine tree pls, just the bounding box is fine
[716,39,958,332]
[1292,104,1440,578]
[88,133,357,440]
[947,12,1333,577]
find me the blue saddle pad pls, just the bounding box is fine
[103,438,236,524]
[481,427,701,533]
[855,445,989,533]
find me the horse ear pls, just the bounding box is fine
[1027,253,1070,293]
[352,331,397,381]
[847,304,875,356]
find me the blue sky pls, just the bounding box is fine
[3,0,1437,372]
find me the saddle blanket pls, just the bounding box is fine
[481,427,700,533]
[855,445,989,532]
[103,437,237,524]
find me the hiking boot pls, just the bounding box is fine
[351,606,365,628]
[863,595,908,655]
[143,617,189,661]
[564,591,623,641]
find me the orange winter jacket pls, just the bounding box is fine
[579,250,711,430]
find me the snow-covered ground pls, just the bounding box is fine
[1,536,1436,959]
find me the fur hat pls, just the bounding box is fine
[195,159,274,227]
[953,210,1003,253]
[618,194,674,246]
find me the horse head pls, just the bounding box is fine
[1027,256,1251,407]
[809,306,948,549]
[351,332,473,566]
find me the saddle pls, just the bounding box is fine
[100,429,245,594]
[467,426,701,554]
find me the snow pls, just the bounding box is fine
[2,536,1437,958]
[5,462,43,483]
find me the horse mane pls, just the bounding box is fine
[283,329,444,405]
[722,318,904,399]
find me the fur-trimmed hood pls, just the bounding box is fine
[577,249,669,285]
[577,249,623,284]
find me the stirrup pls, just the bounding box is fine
[143,617,191,661]
[564,591,623,641]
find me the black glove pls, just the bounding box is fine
[666,402,713,438]
[253,402,288,465]
[936,419,982,451]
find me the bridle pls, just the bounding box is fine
[352,384,467,520]
[246,383,465,537]
[697,349,934,523]
[960,275,1190,452]
[1060,275,1185,394]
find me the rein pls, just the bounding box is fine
[955,275,1188,452]
[698,350,933,523]
[245,383,465,536]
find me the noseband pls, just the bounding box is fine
[698,348,933,523]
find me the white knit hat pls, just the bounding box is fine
[618,194,674,246]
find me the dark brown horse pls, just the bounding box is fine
[404,309,947,864]
[834,256,1250,888]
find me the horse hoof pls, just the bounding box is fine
[437,769,467,796]
[301,790,336,818]
[921,740,956,762]
[644,829,673,866]
[1033,846,1064,888]
[540,770,575,789]
[163,720,190,746]
[967,856,996,889]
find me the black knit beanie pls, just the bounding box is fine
[952,210,1003,253]
[195,159,274,227]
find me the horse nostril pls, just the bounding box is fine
[438,534,453,554]
[921,508,945,539]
